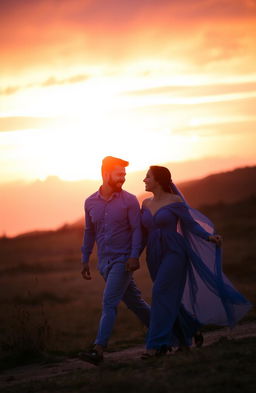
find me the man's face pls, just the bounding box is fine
[108,165,126,191]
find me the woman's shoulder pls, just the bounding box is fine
[142,197,152,208]
[158,194,183,206]
[170,194,183,203]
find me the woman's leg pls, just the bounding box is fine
[146,251,187,350]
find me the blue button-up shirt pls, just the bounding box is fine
[81,189,142,268]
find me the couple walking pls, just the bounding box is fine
[80,156,251,364]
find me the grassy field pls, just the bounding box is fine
[1,337,256,393]
[0,197,255,391]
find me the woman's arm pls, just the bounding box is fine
[177,203,221,243]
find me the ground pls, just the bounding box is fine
[1,321,255,391]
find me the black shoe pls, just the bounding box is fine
[78,349,104,365]
[194,332,204,347]
[156,345,168,356]
[175,346,191,353]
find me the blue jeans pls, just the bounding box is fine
[95,261,150,347]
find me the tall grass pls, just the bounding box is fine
[0,197,255,371]
[0,299,52,370]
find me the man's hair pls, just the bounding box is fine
[101,156,129,175]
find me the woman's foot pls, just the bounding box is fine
[141,349,157,360]
[141,346,168,360]
[175,346,191,353]
[194,331,204,347]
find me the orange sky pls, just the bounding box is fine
[1,0,256,184]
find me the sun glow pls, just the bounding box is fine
[1,67,256,183]
[1,76,210,182]
[0,121,208,183]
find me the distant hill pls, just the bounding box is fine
[138,166,256,208]
[178,166,256,207]
[1,165,255,237]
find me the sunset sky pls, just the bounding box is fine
[1,0,256,184]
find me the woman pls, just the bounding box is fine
[141,166,251,358]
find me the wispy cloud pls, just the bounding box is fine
[41,74,89,87]
[1,73,90,95]
[1,86,21,95]
[1,0,256,76]
[0,116,61,132]
[172,119,256,136]
[122,82,256,98]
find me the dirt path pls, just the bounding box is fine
[1,321,255,389]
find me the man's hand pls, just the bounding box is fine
[126,258,140,272]
[81,263,92,280]
[208,234,222,247]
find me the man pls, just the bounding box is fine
[80,156,150,364]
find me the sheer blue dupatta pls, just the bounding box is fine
[171,182,252,328]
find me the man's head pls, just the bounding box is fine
[101,156,129,192]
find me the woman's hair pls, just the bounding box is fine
[150,165,175,193]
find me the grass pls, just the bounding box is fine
[0,197,255,391]
[1,337,256,393]
[0,302,52,371]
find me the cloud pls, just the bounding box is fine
[173,119,256,136]
[117,95,256,136]
[41,74,89,87]
[122,82,256,98]
[1,0,256,76]
[1,73,90,95]
[0,117,61,132]
[1,86,21,95]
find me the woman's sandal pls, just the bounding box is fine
[194,331,204,347]
[141,351,157,360]
[141,346,168,360]
[175,346,191,353]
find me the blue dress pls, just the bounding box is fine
[141,202,252,350]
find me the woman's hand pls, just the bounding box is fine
[126,258,140,272]
[208,234,222,247]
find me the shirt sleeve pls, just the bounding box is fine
[127,195,142,259]
[177,204,211,240]
[81,201,95,264]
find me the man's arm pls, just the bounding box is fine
[81,203,95,280]
[126,195,142,272]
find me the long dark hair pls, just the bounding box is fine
[150,165,176,194]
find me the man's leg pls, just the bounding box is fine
[122,278,150,327]
[79,262,133,364]
[94,262,133,347]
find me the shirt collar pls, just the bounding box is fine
[96,187,121,201]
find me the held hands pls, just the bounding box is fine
[81,263,92,280]
[208,234,223,247]
[126,258,140,272]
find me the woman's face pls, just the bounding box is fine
[143,169,157,192]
